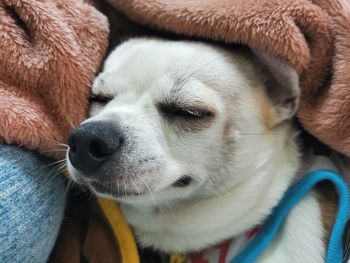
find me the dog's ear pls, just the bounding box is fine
[253,48,300,125]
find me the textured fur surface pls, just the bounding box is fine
[2,0,350,158]
[105,0,350,156]
[67,39,332,262]
[0,0,108,158]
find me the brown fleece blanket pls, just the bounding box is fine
[1,0,350,262]
[0,0,108,158]
[106,0,350,156]
[2,0,350,157]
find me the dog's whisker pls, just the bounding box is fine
[41,149,68,155]
[42,162,67,179]
[205,187,226,201]
[204,181,226,197]
[46,164,66,181]
[129,176,142,202]
[65,177,75,194]
[137,175,156,206]
[165,200,180,223]
[109,175,120,198]
[130,176,140,194]
[37,135,69,148]
[117,180,120,197]
[0,148,67,169]
[189,177,227,201]
[107,176,115,198]
[123,180,127,198]
[24,159,67,179]
[66,116,77,130]
[41,159,66,170]
[54,164,68,182]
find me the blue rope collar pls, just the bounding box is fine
[230,169,350,263]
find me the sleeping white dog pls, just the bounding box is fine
[66,38,337,262]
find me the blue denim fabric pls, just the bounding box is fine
[0,143,66,263]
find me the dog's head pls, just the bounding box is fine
[66,38,300,251]
[67,38,299,203]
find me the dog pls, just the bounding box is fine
[66,38,337,262]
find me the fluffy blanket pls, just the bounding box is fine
[106,0,350,156]
[1,0,350,262]
[2,0,350,156]
[0,0,108,158]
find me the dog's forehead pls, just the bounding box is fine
[97,43,223,97]
[94,39,255,109]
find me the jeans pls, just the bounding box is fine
[0,143,66,263]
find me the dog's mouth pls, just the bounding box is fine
[70,166,195,200]
[89,180,145,197]
[89,175,194,197]
[172,175,193,188]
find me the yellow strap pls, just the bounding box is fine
[62,171,139,262]
[170,253,186,263]
[98,198,140,263]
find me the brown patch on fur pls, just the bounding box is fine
[222,94,237,137]
[316,182,338,247]
[224,119,234,136]
[252,90,278,130]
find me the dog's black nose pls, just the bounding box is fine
[68,122,123,173]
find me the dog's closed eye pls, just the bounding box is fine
[89,94,113,105]
[158,102,215,132]
[158,102,213,120]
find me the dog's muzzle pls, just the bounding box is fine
[68,121,123,174]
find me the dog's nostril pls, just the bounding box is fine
[88,135,123,159]
[172,175,193,188]
[119,136,124,146]
[89,140,109,159]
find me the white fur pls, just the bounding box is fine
[67,38,327,261]
[258,191,324,263]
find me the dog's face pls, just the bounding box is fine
[67,39,300,252]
